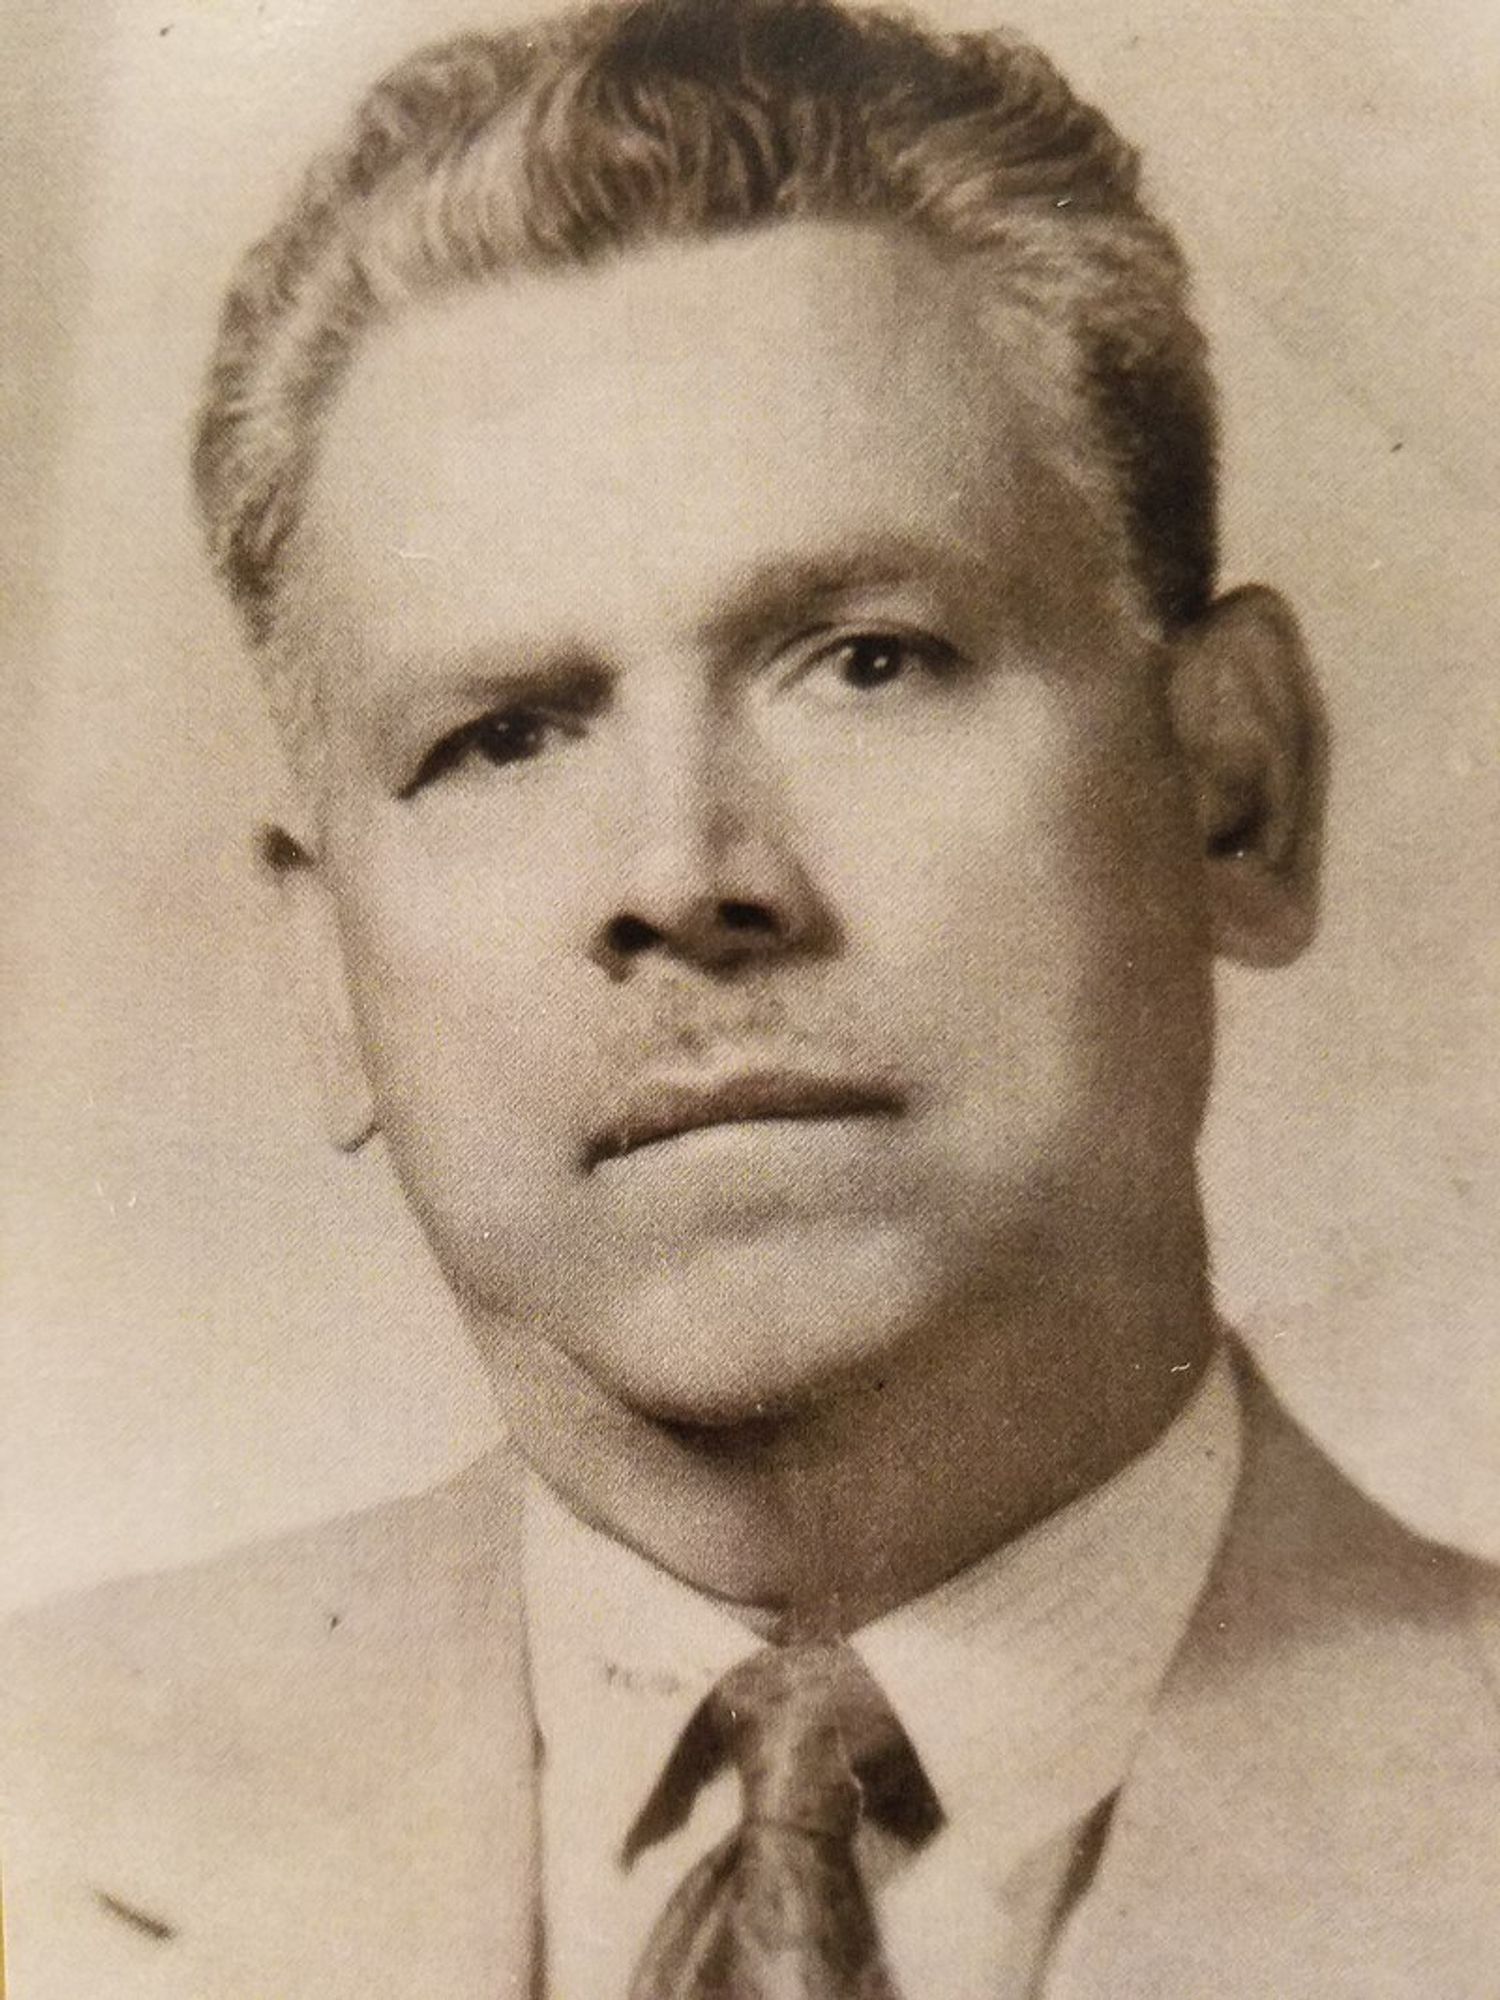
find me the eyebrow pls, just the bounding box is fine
[353,528,996,746]
[692,535,995,654]
[358,653,609,742]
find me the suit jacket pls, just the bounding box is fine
[4,1361,1499,1998]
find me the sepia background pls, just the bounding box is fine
[2,0,1496,1615]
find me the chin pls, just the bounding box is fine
[570,1218,935,1429]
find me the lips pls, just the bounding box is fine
[584,1070,902,1170]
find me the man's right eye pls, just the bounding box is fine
[400,707,559,796]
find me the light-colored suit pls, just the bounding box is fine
[4,1361,1499,1997]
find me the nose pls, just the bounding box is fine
[589,726,831,979]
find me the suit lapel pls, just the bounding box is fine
[1043,1373,1500,1997]
[213,1448,544,1998]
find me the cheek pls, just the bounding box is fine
[801,688,1208,1101]
[326,845,598,1285]
[325,820,582,1149]
[793,686,1132,970]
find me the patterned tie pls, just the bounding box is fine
[627,1641,937,2000]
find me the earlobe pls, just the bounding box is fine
[1166,585,1327,969]
[258,822,378,1152]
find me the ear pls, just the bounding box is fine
[1166,585,1327,969]
[258,822,378,1152]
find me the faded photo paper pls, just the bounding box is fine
[2,0,1497,1993]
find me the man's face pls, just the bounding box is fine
[292,223,1213,1426]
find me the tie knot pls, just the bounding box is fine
[709,1643,909,1842]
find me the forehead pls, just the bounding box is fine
[295,222,1120,669]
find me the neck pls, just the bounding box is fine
[485,1222,1216,1635]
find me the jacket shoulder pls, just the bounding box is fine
[1222,1355,1499,1665]
[2,1450,526,1782]
[0,1452,534,1993]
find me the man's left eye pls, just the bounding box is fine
[809,631,957,695]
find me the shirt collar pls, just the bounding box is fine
[855,1345,1240,1874]
[523,1346,1240,1873]
[525,1479,764,1864]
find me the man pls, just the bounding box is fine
[3,0,1497,1993]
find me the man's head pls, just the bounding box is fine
[193,0,1321,1472]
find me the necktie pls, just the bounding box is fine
[627,1641,936,2000]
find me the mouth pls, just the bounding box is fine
[584,1070,903,1171]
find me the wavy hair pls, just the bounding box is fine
[193,0,1216,751]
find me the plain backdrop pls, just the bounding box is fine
[2,0,1497,1615]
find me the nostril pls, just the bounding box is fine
[605,913,661,956]
[718,900,777,934]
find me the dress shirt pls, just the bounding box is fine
[524,1347,1240,1999]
